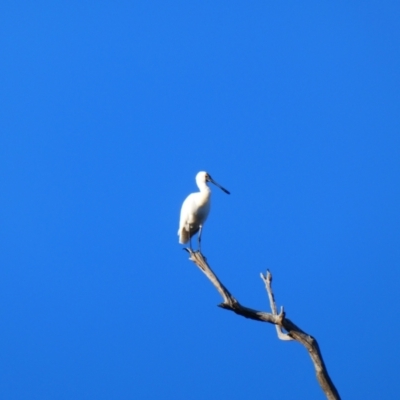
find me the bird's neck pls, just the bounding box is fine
[198,182,211,194]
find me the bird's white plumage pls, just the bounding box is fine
[178,171,229,246]
[178,172,211,244]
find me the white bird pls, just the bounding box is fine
[178,171,230,249]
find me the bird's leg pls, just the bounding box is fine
[198,225,203,252]
[188,225,193,250]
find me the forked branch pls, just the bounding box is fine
[185,249,340,400]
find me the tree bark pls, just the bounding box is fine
[185,249,341,400]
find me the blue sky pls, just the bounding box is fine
[0,1,399,399]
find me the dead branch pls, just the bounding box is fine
[260,271,292,341]
[185,249,341,400]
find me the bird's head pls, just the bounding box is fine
[196,171,230,194]
[196,171,208,184]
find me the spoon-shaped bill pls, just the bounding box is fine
[208,175,230,194]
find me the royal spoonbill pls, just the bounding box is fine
[178,171,230,249]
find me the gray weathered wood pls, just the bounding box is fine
[185,249,341,400]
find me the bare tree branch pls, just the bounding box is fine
[260,271,293,341]
[185,249,341,400]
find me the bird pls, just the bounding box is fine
[178,171,230,250]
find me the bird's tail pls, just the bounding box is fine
[178,227,190,244]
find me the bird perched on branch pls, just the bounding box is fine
[178,171,230,250]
